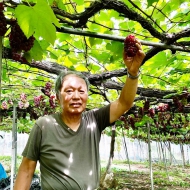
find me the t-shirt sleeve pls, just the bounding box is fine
[93,104,112,132]
[22,123,42,161]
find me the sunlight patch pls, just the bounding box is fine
[69,153,73,163]
[87,122,96,131]
[45,117,50,122]
[63,169,70,175]
[89,170,92,176]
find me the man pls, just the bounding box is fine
[14,39,145,190]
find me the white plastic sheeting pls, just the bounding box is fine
[1,131,189,164]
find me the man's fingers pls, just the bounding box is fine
[136,42,142,50]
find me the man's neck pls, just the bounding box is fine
[60,112,81,131]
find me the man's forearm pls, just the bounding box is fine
[119,76,138,111]
[109,76,139,123]
[14,171,33,190]
[14,157,36,190]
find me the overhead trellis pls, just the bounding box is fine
[0,0,190,135]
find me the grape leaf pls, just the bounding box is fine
[34,0,60,28]
[15,0,60,45]
[147,0,159,7]
[72,0,84,6]
[15,5,35,38]
[24,40,43,61]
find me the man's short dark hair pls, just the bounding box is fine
[55,71,90,98]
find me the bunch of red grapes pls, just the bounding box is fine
[1,101,8,109]
[119,115,136,130]
[173,96,184,112]
[34,95,45,107]
[49,95,56,109]
[41,82,56,108]
[9,22,35,52]
[9,21,35,62]
[0,3,7,36]
[18,93,29,109]
[31,82,56,119]
[124,34,138,57]
[157,103,170,112]
[41,82,52,97]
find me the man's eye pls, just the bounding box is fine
[80,90,85,94]
[66,90,73,94]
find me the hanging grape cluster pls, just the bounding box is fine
[0,2,7,36]
[118,91,190,143]
[30,82,57,120]
[9,21,35,62]
[41,82,52,97]
[18,93,29,109]
[9,22,35,52]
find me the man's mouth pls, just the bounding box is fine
[70,103,81,108]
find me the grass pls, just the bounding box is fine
[100,160,190,190]
[0,156,23,175]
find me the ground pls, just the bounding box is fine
[100,161,190,190]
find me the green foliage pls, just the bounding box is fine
[15,0,60,44]
[17,117,35,133]
[24,40,43,61]
[147,0,159,7]
[72,0,84,6]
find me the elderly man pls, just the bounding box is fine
[14,39,145,190]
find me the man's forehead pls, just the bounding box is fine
[64,74,85,81]
[62,75,87,87]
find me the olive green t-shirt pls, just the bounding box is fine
[22,105,111,190]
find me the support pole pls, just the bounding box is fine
[0,36,3,121]
[147,121,154,190]
[10,101,17,190]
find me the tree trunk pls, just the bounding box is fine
[122,128,131,172]
[160,141,169,180]
[100,125,117,189]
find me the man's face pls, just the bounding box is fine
[58,74,88,114]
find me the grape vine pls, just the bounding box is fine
[1,84,190,144]
[117,91,190,144]
[1,82,58,121]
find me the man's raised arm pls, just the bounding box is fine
[110,39,145,123]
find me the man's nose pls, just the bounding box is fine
[73,91,80,98]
